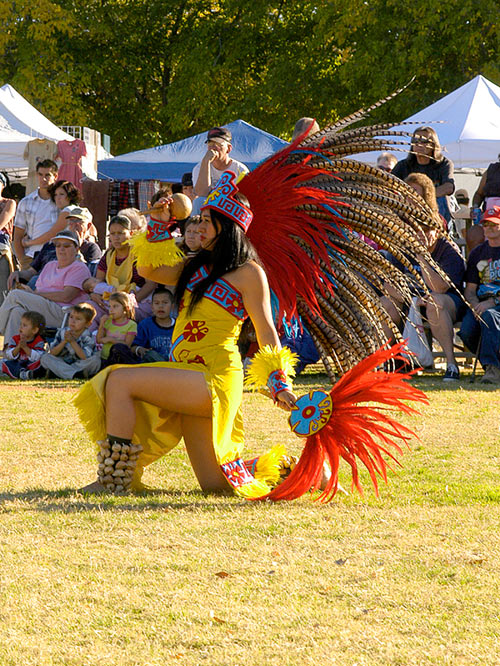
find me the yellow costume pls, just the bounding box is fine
[75,266,284,497]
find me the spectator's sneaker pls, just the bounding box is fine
[480,365,500,384]
[443,366,460,382]
[19,370,33,380]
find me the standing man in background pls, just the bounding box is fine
[13,159,59,269]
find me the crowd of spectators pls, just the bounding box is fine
[1,125,500,384]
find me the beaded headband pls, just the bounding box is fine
[201,171,253,232]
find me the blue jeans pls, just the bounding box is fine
[459,305,500,368]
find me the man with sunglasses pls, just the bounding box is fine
[459,206,500,383]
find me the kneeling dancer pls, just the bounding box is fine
[76,173,297,497]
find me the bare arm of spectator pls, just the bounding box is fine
[0,199,16,231]
[435,160,455,198]
[417,256,450,293]
[7,267,37,290]
[22,211,71,248]
[18,283,81,303]
[471,172,487,209]
[193,150,217,197]
[13,226,28,266]
[435,182,454,197]
[465,281,496,316]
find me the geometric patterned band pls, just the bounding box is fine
[201,170,253,232]
[267,369,291,402]
[146,218,175,243]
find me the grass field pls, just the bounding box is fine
[1,369,499,666]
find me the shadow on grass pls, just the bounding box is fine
[0,487,249,513]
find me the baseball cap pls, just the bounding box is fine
[481,206,500,225]
[51,229,80,246]
[206,127,232,145]
[66,206,93,223]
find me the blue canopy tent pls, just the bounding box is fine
[97,119,287,181]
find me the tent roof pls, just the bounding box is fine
[0,84,73,171]
[0,84,71,142]
[353,75,500,169]
[97,119,288,181]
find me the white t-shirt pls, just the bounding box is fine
[192,158,248,195]
[14,189,59,257]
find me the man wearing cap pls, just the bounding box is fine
[459,206,500,383]
[6,207,101,290]
[0,229,91,344]
[192,127,248,198]
[13,159,59,270]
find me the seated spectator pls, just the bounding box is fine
[467,154,500,252]
[1,310,46,379]
[13,159,58,270]
[118,208,146,234]
[180,216,201,256]
[381,174,466,380]
[89,215,155,323]
[459,206,500,384]
[181,173,196,202]
[20,180,81,252]
[106,286,176,365]
[0,230,91,344]
[97,291,137,366]
[392,127,455,225]
[7,207,101,289]
[377,152,398,173]
[41,303,101,379]
[0,172,16,304]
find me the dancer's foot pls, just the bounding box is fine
[78,480,108,494]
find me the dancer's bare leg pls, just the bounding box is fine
[105,367,212,437]
[82,367,218,493]
[181,414,230,492]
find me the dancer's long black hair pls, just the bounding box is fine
[174,193,260,314]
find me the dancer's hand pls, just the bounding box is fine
[276,389,296,411]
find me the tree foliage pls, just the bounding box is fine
[0,0,499,155]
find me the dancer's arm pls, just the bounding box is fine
[240,262,280,348]
[240,262,296,410]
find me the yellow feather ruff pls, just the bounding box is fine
[244,345,298,390]
[73,379,106,443]
[254,444,286,487]
[128,232,185,268]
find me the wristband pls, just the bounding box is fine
[267,369,292,402]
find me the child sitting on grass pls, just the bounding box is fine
[40,303,101,379]
[1,311,46,379]
[97,291,137,367]
[104,286,175,364]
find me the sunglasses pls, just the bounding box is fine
[481,220,500,228]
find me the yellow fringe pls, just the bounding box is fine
[73,379,106,442]
[244,345,298,391]
[128,232,185,268]
[254,444,286,487]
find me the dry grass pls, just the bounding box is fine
[0,370,499,666]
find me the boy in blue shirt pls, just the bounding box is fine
[107,286,175,364]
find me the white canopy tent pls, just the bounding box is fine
[397,75,500,169]
[0,84,98,179]
[353,75,500,171]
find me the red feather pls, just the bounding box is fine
[239,129,348,323]
[258,343,428,502]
